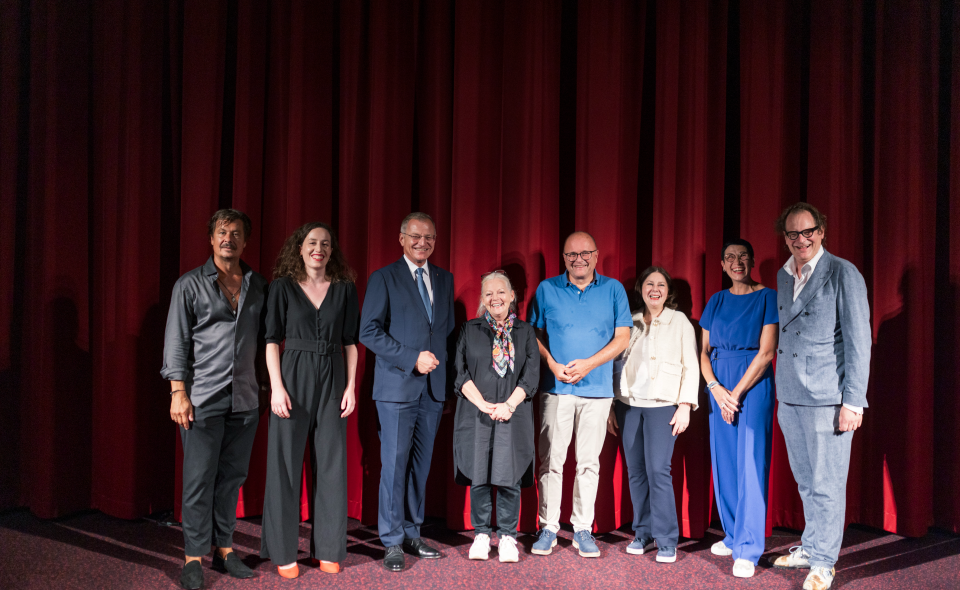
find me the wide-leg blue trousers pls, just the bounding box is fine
[708,348,774,565]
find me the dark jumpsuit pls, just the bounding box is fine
[260,277,359,565]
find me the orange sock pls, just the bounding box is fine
[277,564,299,579]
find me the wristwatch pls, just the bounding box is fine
[505,401,516,413]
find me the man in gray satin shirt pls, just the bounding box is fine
[161,209,268,589]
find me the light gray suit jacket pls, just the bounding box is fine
[775,249,872,408]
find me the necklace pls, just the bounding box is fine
[217,277,241,305]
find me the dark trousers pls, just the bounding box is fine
[260,370,348,564]
[615,401,679,547]
[376,390,444,547]
[470,483,522,539]
[180,386,259,557]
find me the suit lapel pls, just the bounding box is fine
[393,257,431,323]
[789,250,834,316]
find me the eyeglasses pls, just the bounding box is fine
[563,249,598,262]
[784,226,820,240]
[723,252,751,263]
[402,232,437,243]
[480,269,507,279]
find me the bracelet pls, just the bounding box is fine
[170,389,185,395]
[706,381,719,390]
[505,401,516,413]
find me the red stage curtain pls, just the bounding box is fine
[2,0,958,539]
[652,0,729,539]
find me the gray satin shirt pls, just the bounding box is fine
[161,256,268,412]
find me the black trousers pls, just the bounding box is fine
[180,385,259,557]
[260,355,348,565]
[470,482,522,539]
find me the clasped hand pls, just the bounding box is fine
[552,358,594,384]
[416,351,440,374]
[711,384,740,424]
[474,400,512,422]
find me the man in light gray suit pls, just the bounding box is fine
[770,203,871,590]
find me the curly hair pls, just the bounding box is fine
[272,222,356,284]
[635,266,678,315]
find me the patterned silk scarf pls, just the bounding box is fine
[484,310,516,378]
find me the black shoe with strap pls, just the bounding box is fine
[212,551,255,579]
[179,561,203,590]
[403,537,441,559]
[383,545,405,572]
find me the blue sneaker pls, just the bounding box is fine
[572,530,600,558]
[531,529,557,555]
[626,535,654,555]
[656,545,677,563]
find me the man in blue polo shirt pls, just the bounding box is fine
[528,231,632,558]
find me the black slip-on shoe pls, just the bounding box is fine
[212,551,255,579]
[179,561,203,590]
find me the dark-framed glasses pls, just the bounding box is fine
[563,249,598,262]
[784,226,820,240]
[723,252,751,263]
[402,232,437,243]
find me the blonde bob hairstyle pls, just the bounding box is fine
[476,271,519,318]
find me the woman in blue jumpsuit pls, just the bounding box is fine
[699,239,779,578]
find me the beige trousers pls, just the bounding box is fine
[537,393,613,533]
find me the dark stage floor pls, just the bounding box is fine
[1,509,958,589]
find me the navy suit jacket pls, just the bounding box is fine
[359,257,455,403]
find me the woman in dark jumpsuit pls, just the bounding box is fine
[260,222,359,578]
[453,271,539,563]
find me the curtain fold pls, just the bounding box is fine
[2,0,958,538]
[651,0,728,539]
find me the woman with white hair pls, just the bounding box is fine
[453,270,540,563]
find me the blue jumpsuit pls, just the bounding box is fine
[700,288,778,564]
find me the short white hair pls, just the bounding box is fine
[476,272,518,317]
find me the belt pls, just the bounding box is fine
[711,348,758,360]
[284,338,342,355]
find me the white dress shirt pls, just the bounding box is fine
[403,255,433,304]
[783,247,862,415]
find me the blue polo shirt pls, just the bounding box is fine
[528,272,632,398]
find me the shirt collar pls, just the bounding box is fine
[783,245,825,279]
[403,254,429,276]
[565,271,600,288]
[203,256,252,279]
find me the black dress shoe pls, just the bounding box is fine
[383,545,405,572]
[212,551,255,579]
[403,537,441,559]
[179,560,203,590]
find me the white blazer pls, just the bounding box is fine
[617,308,700,410]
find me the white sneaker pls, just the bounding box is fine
[498,535,519,563]
[711,540,733,556]
[732,558,755,578]
[772,545,811,569]
[469,533,491,560]
[802,566,836,590]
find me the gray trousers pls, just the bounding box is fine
[777,403,854,569]
[180,386,259,557]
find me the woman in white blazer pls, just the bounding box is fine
[608,266,699,563]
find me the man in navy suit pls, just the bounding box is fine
[360,212,455,572]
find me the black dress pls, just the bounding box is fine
[260,277,359,565]
[452,318,540,488]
